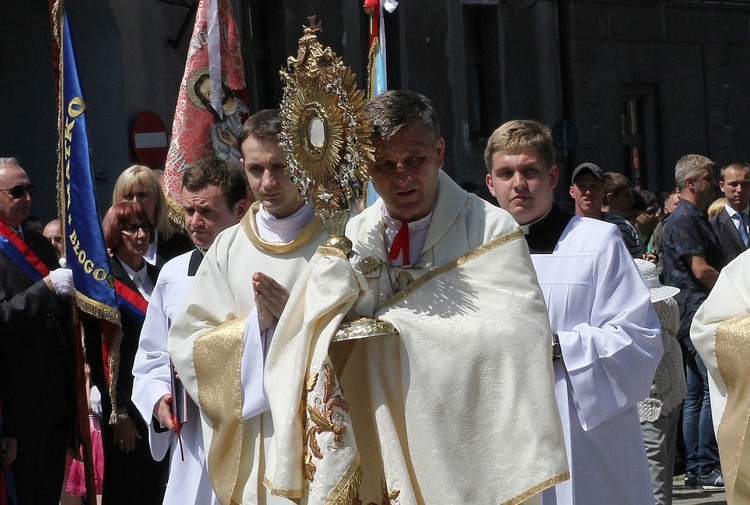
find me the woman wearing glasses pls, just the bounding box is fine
[112,165,192,269]
[83,201,168,504]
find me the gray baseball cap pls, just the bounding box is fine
[571,162,604,183]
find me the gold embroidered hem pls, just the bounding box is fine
[194,317,247,505]
[716,316,750,505]
[327,463,361,505]
[383,229,523,307]
[265,476,302,500]
[502,471,570,505]
[242,201,324,254]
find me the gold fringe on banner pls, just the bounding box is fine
[166,194,186,230]
[75,292,121,326]
[107,326,124,425]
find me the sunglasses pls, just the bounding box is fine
[0,184,35,199]
[121,223,154,234]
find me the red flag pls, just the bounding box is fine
[163,0,249,226]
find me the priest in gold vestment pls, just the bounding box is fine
[692,248,750,504]
[263,91,569,505]
[169,110,327,505]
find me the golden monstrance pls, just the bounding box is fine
[279,17,396,341]
[279,16,373,254]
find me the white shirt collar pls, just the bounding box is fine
[725,205,748,219]
[118,256,153,300]
[144,229,159,266]
[256,203,314,243]
[380,204,433,267]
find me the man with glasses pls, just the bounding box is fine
[711,162,750,265]
[0,157,76,504]
[636,189,660,253]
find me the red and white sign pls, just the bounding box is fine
[131,110,169,169]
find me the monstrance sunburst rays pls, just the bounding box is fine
[279,17,373,240]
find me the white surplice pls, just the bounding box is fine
[168,203,326,505]
[264,171,569,505]
[132,250,219,505]
[531,216,662,505]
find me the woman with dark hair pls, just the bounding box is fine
[83,201,168,504]
[112,165,192,269]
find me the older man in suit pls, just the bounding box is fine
[711,162,750,265]
[0,158,76,504]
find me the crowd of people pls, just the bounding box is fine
[1,90,749,505]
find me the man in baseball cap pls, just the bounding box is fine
[569,162,605,219]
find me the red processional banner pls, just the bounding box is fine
[163,0,249,226]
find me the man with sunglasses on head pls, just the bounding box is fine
[0,157,76,504]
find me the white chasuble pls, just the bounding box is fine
[169,203,327,505]
[264,172,569,505]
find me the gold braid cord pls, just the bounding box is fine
[279,16,374,224]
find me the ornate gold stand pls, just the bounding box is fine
[279,17,396,342]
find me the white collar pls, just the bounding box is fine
[520,207,553,235]
[725,205,748,219]
[380,205,433,234]
[118,256,148,285]
[144,229,159,266]
[256,203,314,243]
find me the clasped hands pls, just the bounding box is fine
[253,272,289,333]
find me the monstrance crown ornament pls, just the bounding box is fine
[279,16,374,255]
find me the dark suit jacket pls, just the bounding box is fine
[711,208,747,265]
[0,229,76,436]
[83,256,158,421]
[155,231,192,270]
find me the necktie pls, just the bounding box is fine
[739,213,749,247]
[389,222,410,265]
[133,272,150,301]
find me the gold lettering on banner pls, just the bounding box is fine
[62,96,115,290]
[68,97,85,117]
[63,97,85,217]
[67,229,116,289]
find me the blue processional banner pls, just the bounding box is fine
[60,12,120,324]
